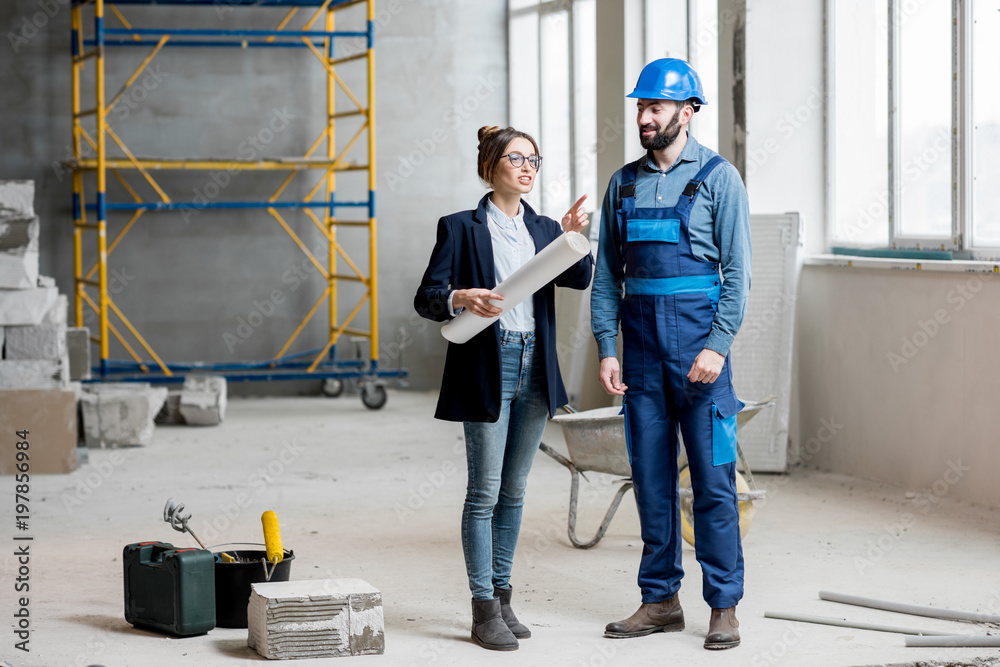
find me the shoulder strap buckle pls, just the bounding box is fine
[681,180,702,199]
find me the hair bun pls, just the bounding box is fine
[477,125,501,149]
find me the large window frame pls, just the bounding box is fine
[827,0,998,258]
[507,0,590,219]
[507,0,714,222]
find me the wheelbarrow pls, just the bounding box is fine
[539,397,773,549]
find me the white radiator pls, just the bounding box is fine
[730,213,802,472]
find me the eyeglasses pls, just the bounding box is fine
[501,152,543,170]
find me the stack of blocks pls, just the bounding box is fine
[0,181,82,474]
[0,181,90,387]
[0,181,71,389]
[247,579,385,660]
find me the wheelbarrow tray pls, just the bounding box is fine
[542,397,774,548]
[550,406,631,477]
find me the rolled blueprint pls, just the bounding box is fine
[441,231,591,344]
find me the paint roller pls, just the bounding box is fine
[261,510,283,564]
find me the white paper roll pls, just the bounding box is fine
[441,231,591,344]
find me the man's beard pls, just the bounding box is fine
[639,106,684,151]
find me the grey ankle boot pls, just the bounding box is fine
[494,586,531,638]
[471,597,519,651]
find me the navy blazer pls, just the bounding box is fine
[414,194,594,423]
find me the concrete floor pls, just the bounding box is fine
[4,390,1000,667]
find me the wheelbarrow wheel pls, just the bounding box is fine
[678,466,754,548]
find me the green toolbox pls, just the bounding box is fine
[123,541,216,637]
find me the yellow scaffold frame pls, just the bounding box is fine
[69,0,395,394]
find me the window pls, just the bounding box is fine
[689,0,720,153]
[508,0,596,220]
[971,0,1000,246]
[509,0,713,221]
[831,0,889,246]
[896,0,951,238]
[829,0,999,255]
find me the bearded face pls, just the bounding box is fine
[639,103,685,151]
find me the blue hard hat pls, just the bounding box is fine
[627,58,707,106]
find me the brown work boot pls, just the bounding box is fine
[704,606,740,649]
[604,595,685,638]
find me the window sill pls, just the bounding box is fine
[805,254,1000,275]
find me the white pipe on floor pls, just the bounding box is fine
[819,590,1000,624]
[764,611,954,636]
[905,635,1000,648]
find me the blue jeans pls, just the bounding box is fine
[462,330,549,600]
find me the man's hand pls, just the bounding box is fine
[453,289,503,318]
[561,195,589,234]
[687,349,725,384]
[599,357,628,395]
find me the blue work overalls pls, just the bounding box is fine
[618,155,745,609]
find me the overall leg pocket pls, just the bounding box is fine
[711,393,742,467]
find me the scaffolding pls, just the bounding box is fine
[70,0,402,409]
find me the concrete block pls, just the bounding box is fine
[0,357,69,389]
[155,390,184,425]
[79,383,168,448]
[37,275,55,288]
[0,388,78,475]
[0,287,58,325]
[67,327,91,380]
[179,375,227,426]
[0,181,34,219]
[248,579,385,660]
[42,293,67,325]
[0,216,39,289]
[5,322,67,360]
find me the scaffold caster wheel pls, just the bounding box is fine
[322,378,344,398]
[361,383,387,410]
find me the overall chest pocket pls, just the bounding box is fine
[626,219,681,244]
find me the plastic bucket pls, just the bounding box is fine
[213,549,294,628]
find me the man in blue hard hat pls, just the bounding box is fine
[590,58,751,650]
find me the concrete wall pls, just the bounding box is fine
[797,265,1000,509]
[1,0,506,393]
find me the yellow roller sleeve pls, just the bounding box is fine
[261,511,283,564]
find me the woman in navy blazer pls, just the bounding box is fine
[414,126,592,651]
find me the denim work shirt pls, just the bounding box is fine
[591,133,751,359]
[448,197,537,332]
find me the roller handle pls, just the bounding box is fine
[261,511,283,564]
